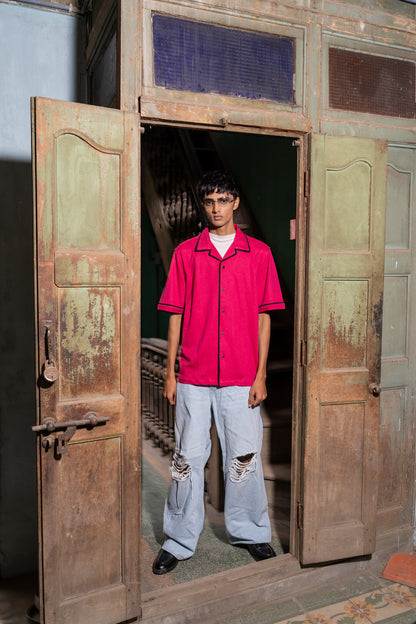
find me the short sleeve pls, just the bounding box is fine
[157,248,186,313]
[257,248,285,312]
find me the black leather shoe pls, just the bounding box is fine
[152,549,179,575]
[246,543,276,562]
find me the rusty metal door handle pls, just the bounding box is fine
[369,383,381,397]
[32,412,109,433]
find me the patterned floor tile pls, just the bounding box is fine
[277,584,416,624]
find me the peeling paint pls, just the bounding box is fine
[322,280,368,368]
[60,288,120,398]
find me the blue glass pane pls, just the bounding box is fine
[153,14,295,104]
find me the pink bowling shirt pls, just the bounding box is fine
[158,226,285,387]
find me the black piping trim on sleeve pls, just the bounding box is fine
[259,301,285,309]
[158,303,184,312]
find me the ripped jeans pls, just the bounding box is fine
[162,383,271,560]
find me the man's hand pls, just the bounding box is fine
[164,375,177,406]
[248,376,267,408]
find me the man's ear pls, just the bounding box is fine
[233,197,240,211]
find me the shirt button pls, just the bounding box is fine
[221,355,225,358]
[222,310,225,313]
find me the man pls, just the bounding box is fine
[153,171,285,575]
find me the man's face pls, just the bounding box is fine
[203,190,240,235]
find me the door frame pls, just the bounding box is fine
[139,118,309,619]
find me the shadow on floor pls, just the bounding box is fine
[0,573,38,624]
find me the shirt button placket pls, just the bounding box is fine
[221,264,226,374]
[219,263,225,383]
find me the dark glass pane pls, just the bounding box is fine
[329,47,415,119]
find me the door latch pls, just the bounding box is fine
[57,426,77,455]
[32,412,109,457]
[38,426,77,457]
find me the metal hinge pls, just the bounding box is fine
[297,502,304,530]
[304,170,310,198]
[300,340,307,366]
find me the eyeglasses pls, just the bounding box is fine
[202,196,235,208]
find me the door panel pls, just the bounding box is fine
[378,146,416,538]
[300,134,387,565]
[32,97,140,624]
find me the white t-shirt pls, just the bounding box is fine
[209,232,236,258]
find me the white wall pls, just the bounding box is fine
[0,2,86,159]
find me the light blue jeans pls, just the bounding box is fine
[162,383,271,560]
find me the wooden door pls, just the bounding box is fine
[300,134,387,565]
[32,97,141,624]
[377,145,416,541]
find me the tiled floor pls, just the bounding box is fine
[209,573,416,624]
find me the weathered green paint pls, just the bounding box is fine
[54,252,125,285]
[140,0,415,145]
[385,159,411,250]
[34,97,141,624]
[382,277,407,358]
[322,279,368,369]
[325,162,371,250]
[301,134,387,565]
[56,133,119,249]
[378,145,416,538]
[60,287,119,399]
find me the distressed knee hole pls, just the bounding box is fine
[170,451,192,481]
[229,453,257,483]
[237,453,254,463]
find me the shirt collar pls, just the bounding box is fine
[195,226,250,255]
